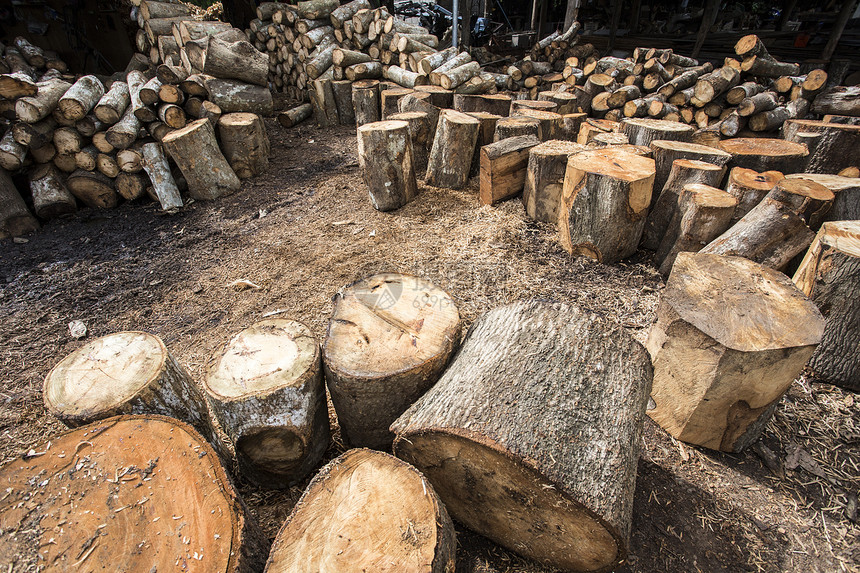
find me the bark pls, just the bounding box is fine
[741,55,801,78]
[12,117,56,149]
[105,106,143,150]
[737,91,778,117]
[418,46,458,75]
[718,137,809,173]
[478,135,540,206]
[309,78,338,127]
[726,81,765,105]
[693,66,741,103]
[811,86,860,117]
[330,80,355,126]
[381,87,414,119]
[429,52,471,85]
[413,85,453,108]
[204,78,274,115]
[356,120,418,211]
[65,169,119,208]
[96,152,120,178]
[786,173,860,222]
[425,110,480,189]
[523,139,586,225]
[556,112,588,141]
[158,102,186,129]
[392,300,652,572]
[162,119,241,200]
[649,139,732,207]
[621,118,694,147]
[725,166,784,224]
[277,103,313,127]
[29,163,76,219]
[332,48,371,67]
[217,112,269,179]
[512,99,559,114]
[265,449,455,573]
[783,119,860,175]
[646,252,824,452]
[351,79,380,126]
[156,62,188,84]
[383,65,426,89]
[15,78,72,123]
[398,92,440,141]
[0,71,37,100]
[388,111,432,169]
[115,172,149,201]
[767,177,834,230]
[200,36,268,86]
[140,141,183,211]
[438,61,480,90]
[75,145,98,171]
[117,146,143,173]
[330,0,371,27]
[0,168,39,238]
[58,75,105,121]
[175,20,234,45]
[0,129,27,171]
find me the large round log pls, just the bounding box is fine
[264,449,455,573]
[29,163,77,219]
[323,273,460,449]
[647,252,824,452]
[217,112,269,179]
[621,118,693,147]
[351,79,381,126]
[162,118,241,201]
[0,168,39,238]
[793,221,860,392]
[205,319,330,488]
[559,148,656,263]
[522,139,586,225]
[204,78,274,116]
[356,120,418,211]
[65,169,119,209]
[392,300,652,573]
[725,167,784,224]
[425,110,479,189]
[783,119,860,175]
[200,36,268,86]
[0,415,268,573]
[717,138,809,173]
[786,173,860,222]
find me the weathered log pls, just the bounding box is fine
[511,108,563,141]
[162,119,241,200]
[356,120,418,211]
[0,168,39,238]
[767,177,834,229]
[115,172,149,201]
[425,110,480,189]
[74,145,98,171]
[200,36,269,86]
[647,252,824,452]
[718,138,808,173]
[0,129,27,171]
[559,148,655,263]
[58,75,105,121]
[392,300,652,573]
[105,106,142,151]
[298,0,339,19]
[478,134,541,206]
[140,141,183,211]
[175,20,234,45]
[693,66,741,103]
[75,114,104,138]
[216,112,269,179]
[417,46,458,75]
[741,55,801,78]
[351,79,381,126]
[556,112,588,141]
[388,111,432,169]
[380,87,413,119]
[64,169,118,208]
[324,273,460,448]
[783,119,860,175]
[52,126,83,156]
[330,0,371,27]
[264,449,455,573]
[278,103,313,128]
[438,61,480,90]
[29,163,76,219]
[309,77,338,127]
[523,139,586,225]
[785,173,860,222]
[737,91,778,117]
[621,118,693,147]
[428,52,472,85]
[96,152,120,178]
[345,61,383,81]
[205,78,273,115]
[306,44,335,80]
[724,167,784,224]
[0,68,37,100]
[117,146,143,173]
[649,139,732,206]
[15,78,72,123]
[811,86,860,117]
[332,47,372,68]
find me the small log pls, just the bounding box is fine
[306,44,335,80]
[58,75,105,121]
[105,106,142,150]
[141,141,183,211]
[29,163,76,219]
[31,143,57,164]
[479,134,541,206]
[737,91,778,117]
[309,78,338,127]
[621,118,694,147]
[53,153,77,173]
[438,61,480,90]
[52,126,83,156]
[115,172,149,201]
[425,110,480,189]
[64,169,119,208]
[0,70,37,100]
[217,112,269,180]
[15,78,72,124]
[157,62,189,84]
[726,81,765,105]
[75,145,98,171]
[324,273,460,448]
[0,129,27,171]
[454,93,512,117]
[12,117,56,149]
[0,169,39,238]
[175,20,234,45]
[741,55,801,78]
[205,78,274,115]
[351,79,381,126]
[559,148,656,263]
[429,52,472,85]
[163,119,241,200]
[811,86,860,117]
[117,146,143,173]
[693,66,741,103]
[298,0,339,19]
[649,139,732,205]
[356,119,417,211]
[332,47,371,67]
[725,167,784,223]
[646,252,824,452]
[392,300,651,572]
[718,138,808,173]
[345,61,383,81]
[278,103,313,128]
[265,449,455,573]
[523,139,586,225]
[417,46,458,75]
[75,114,104,138]
[157,102,186,129]
[158,83,184,105]
[96,152,120,178]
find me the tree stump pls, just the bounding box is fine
[621,118,694,147]
[65,170,119,209]
[140,142,183,212]
[0,169,39,238]
[522,139,586,225]
[453,93,512,117]
[0,415,268,573]
[204,319,330,488]
[425,110,479,189]
[559,148,656,263]
[388,111,432,170]
[717,138,809,173]
[724,167,784,224]
[331,79,356,125]
[783,119,860,175]
[793,221,860,392]
[351,79,381,126]
[29,163,77,220]
[512,108,563,140]
[767,178,834,230]
[162,118,241,201]
[786,173,860,222]
[646,252,825,452]
[556,112,588,141]
[323,273,460,449]
[391,300,652,573]
[398,92,441,142]
[465,111,502,177]
[264,449,455,573]
[380,87,414,119]
[309,78,339,127]
[641,159,727,250]
[217,112,269,179]
[356,120,418,211]
[479,135,540,206]
[649,140,732,206]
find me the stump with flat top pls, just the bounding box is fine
[217,112,269,179]
[0,169,39,238]
[162,118,241,201]
[392,300,652,573]
[357,119,418,211]
[649,140,732,206]
[352,79,381,126]
[647,252,825,452]
[725,167,784,224]
[323,273,460,449]
[522,139,586,225]
[718,138,808,173]
[786,173,860,222]
[783,119,860,175]
[621,118,693,147]
[425,110,479,189]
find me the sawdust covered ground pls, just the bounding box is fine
[0,121,857,572]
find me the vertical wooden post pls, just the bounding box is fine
[564,0,581,29]
[629,0,642,33]
[693,0,720,58]
[777,0,799,31]
[609,0,622,50]
[822,0,860,61]
[463,0,473,47]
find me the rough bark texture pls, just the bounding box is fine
[351,79,380,126]
[202,36,268,86]
[522,139,585,225]
[647,252,824,452]
[559,148,655,263]
[725,167,784,224]
[783,119,860,175]
[217,112,269,179]
[0,168,39,238]
[0,415,269,573]
[793,221,860,392]
[264,449,456,573]
[331,79,355,125]
[718,137,809,173]
[15,78,72,123]
[277,103,313,128]
[29,163,76,219]
[323,273,460,449]
[162,118,241,200]
[392,300,652,573]
[0,130,27,171]
[387,111,431,170]
[205,78,274,115]
[621,118,694,147]
[425,110,479,189]
[356,119,418,211]
[479,135,541,206]
[58,75,105,121]
[65,170,119,209]
[786,173,860,222]
[811,86,860,117]
[493,116,541,142]
[141,141,183,211]
[205,319,330,488]
[649,140,732,207]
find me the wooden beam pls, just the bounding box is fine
[463,0,473,47]
[609,0,622,50]
[777,0,799,31]
[692,0,720,58]
[564,0,581,29]
[822,0,860,61]
[629,0,642,34]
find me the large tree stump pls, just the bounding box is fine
[646,252,825,452]
[522,139,585,225]
[793,221,860,392]
[65,170,119,209]
[0,168,39,238]
[29,163,77,220]
[454,93,512,117]
[323,273,460,449]
[217,112,269,179]
[717,138,809,173]
[162,118,241,201]
[511,108,563,141]
[649,140,732,206]
[387,111,432,170]
[479,134,541,206]
[356,120,418,211]
[264,449,456,573]
[204,319,330,488]
[786,173,860,222]
[641,159,727,250]
[621,118,693,147]
[725,167,784,224]
[140,142,183,212]
[351,79,381,126]
[783,119,860,175]
[0,415,268,573]
[425,110,479,189]
[559,148,656,263]
[391,300,652,573]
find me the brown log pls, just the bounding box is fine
[157,102,186,129]
[117,146,143,173]
[783,119,860,174]
[724,167,784,224]
[215,112,268,180]
[0,129,27,171]
[621,118,694,147]
[175,20,234,45]
[454,93,512,117]
[718,138,808,173]
[52,126,83,156]
[649,139,732,206]
[0,168,39,237]
[96,152,120,178]
[356,119,418,211]
[345,61,382,81]
[693,66,741,103]
[767,178,834,230]
[205,78,273,115]
[278,102,313,128]
[29,163,76,219]
[523,139,586,225]
[163,119,241,200]
[115,172,149,201]
[158,82,185,105]
[741,55,801,78]
[429,52,471,85]
[811,86,860,117]
[425,110,480,189]
[65,169,118,208]
[74,145,98,171]
[388,111,432,169]
[478,134,541,206]
[734,34,773,59]
[737,91,778,117]
[380,87,413,119]
[726,81,765,105]
[511,108,563,141]
[14,78,72,124]
[351,79,381,126]
[392,300,651,573]
[785,173,860,222]
[438,61,480,90]
[330,0,371,27]
[646,252,824,452]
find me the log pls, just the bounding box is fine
[64,169,119,208]
[157,62,188,84]
[351,79,380,126]
[200,36,269,86]
[323,273,460,448]
[306,44,335,80]
[117,146,143,173]
[298,0,339,19]
[205,78,274,115]
[53,153,77,173]
[388,111,431,169]
[141,141,183,211]
[332,47,371,67]
[793,221,860,391]
[693,66,741,103]
[398,93,440,140]
[0,71,37,100]
[75,145,98,171]
[53,126,83,156]
[418,46,458,75]
[478,135,541,206]
[96,152,120,178]
[380,87,413,119]
[647,252,823,452]
[330,79,355,126]
[811,86,860,117]
[264,449,455,573]
[12,36,46,68]
[511,108,562,141]
[718,138,808,173]
[15,78,72,123]
[413,85,453,108]
[391,300,651,572]
[31,143,57,164]
[0,168,39,238]
[330,0,371,27]
[58,75,105,121]
[12,117,56,149]
[785,173,860,222]
[175,20,234,45]
[309,78,338,127]
[383,65,427,89]
[767,177,834,229]
[621,118,693,147]
[75,115,104,138]
[0,415,268,573]
[105,106,142,151]
[0,129,27,171]
[741,55,801,78]
[724,167,784,224]
[217,112,269,179]
[204,319,329,487]
[29,163,76,219]
[783,119,860,174]
[157,102,186,129]
[641,159,727,251]
[559,148,656,263]
[523,139,586,225]
[345,61,382,81]
[737,91,778,117]
[438,61,480,90]
[115,172,149,201]
[159,83,185,105]
[356,120,418,211]
[278,103,313,128]
[726,81,765,105]
[649,139,732,206]
[425,110,480,189]
[163,119,240,200]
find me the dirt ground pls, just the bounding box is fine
[1,120,858,572]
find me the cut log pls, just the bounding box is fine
[398,92,440,141]
[116,172,149,201]
[718,138,808,173]
[479,135,541,206]
[811,86,860,117]
[793,221,860,392]
[646,252,824,452]
[783,119,860,175]
[392,300,651,573]
[65,170,119,209]
[217,112,269,179]
[200,36,268,86]
[356,120,417,211]
[351,79,381,126]
[737,91,778,117]
[29,163,76,219]
[157,102,186,129]
[511,108,562,141]
[323,273,460,448]
[106,75,145,150]
[425,110,480,189]
[162,119,241,200]
[298,0,339,19]
[693,66,741,103]
[0,129,27,171]
[75,145,98,171]
[278,103,313,128]
[0,71,37,100]
[0,168,39,238]
[380,87,414,119]
[15,78,72,123]
[140,141,183,212]
[0,415,268,573]
[58,75,105,121]
[175,20,234,45]
[734,34,773,59]
[725,167,784,223]
[96,152,120,178]
[649,140,732,206]
[621,118,693,147]
[523,139,586,225]
[205,319,329,487]
[205,78,274,115]
[438,61,480,90]
[741,55,800,77]
[345,61,383,81]
[454,93,512,117]
[767,178,834,229]
[493,116,540,142]
[559,148,656,263]
[556,113,588,141]
[117,146,143,173]
[388,111,431,169]
[785,173,860,222]
[264,449,455,573]
[330,0,371,27]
